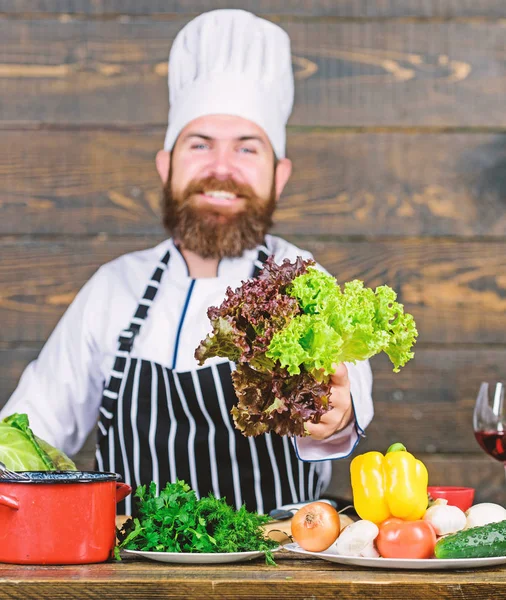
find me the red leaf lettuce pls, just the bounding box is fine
[195,257,417,437]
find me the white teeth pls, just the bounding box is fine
[205,190,236,199]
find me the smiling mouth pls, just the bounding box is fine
[201,190,239,203]
[204,190,237,200]
[196,190,247,211]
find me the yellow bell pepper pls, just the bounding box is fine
[350,442,428,524]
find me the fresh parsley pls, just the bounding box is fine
[115,480,279,565]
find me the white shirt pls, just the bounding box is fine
[1,235,373,461]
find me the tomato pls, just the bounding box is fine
[376,517,437,559]
[291,502,341,552]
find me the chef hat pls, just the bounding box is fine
[163,9,294,158]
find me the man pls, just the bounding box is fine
[0,9,373,516]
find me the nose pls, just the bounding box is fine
[207,147,235,180]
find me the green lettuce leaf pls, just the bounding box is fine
[0,413,77,471]
[0,423,52,471]
[267,270,417,375]
[36,437,77,471]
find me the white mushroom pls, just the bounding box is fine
[465,503,506,529]
[330,520,379,557]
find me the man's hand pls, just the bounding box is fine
[304,363,354,441]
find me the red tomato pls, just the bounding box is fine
[376,518,437,559]
[291,502,341,552]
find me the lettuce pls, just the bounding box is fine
[0,413,77,471]
[195,257,417,437]
[230,364,331,437]
[195,256,307,369]
[267,271,417,375]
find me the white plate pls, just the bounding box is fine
[123,547,279,564]
[284,543,506,570]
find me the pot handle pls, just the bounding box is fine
[0,494,19,510]
[115,482,132,504]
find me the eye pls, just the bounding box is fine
[191,142,210,150]
[238,146,257,154]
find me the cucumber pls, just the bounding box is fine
[435,520,506,559]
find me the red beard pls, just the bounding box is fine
[161,174,276,259]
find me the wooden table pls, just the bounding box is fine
[0,550,505,599]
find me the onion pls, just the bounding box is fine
[291,502,341,552]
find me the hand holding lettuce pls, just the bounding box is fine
[0,413,77,471]
[195,257,417,437]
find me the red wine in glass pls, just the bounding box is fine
[473,382,506,477]
[474,430,506,462]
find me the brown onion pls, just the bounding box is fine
[291,501,341,552]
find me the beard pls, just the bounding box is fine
[161,172,276,259]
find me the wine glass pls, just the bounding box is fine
[473,382,506,479]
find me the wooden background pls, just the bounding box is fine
[2,1,506,504]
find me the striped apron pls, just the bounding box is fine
[95,246,330,516]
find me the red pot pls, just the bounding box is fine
[0,471,131,565]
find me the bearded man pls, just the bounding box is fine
[1,9,373,516]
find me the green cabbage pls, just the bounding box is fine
[0,413,77,471]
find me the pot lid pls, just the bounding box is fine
[0,471,122,484]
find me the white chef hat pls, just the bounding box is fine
[163,9,294,159]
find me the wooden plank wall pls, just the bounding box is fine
[2,1,506,503]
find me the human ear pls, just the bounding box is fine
[155,150,171,184]
[274,158,292,199]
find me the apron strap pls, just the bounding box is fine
[98,249,171,434]
[251,243,270,279]
[117,251,171,353]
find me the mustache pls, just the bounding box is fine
[161,170,277,258]
[182,176,256,202]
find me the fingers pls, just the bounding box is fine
[329,362,349,387]
[304,405,352,440]
[304,399,353,440]
[303,363,352,440]
[304,418,333,440]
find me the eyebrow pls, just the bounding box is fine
[238,135,266,147]
[183,133,267,147]
[184,133,213,142]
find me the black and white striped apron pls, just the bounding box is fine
[95,246,329,515]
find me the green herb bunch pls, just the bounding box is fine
[115,480,278,565]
